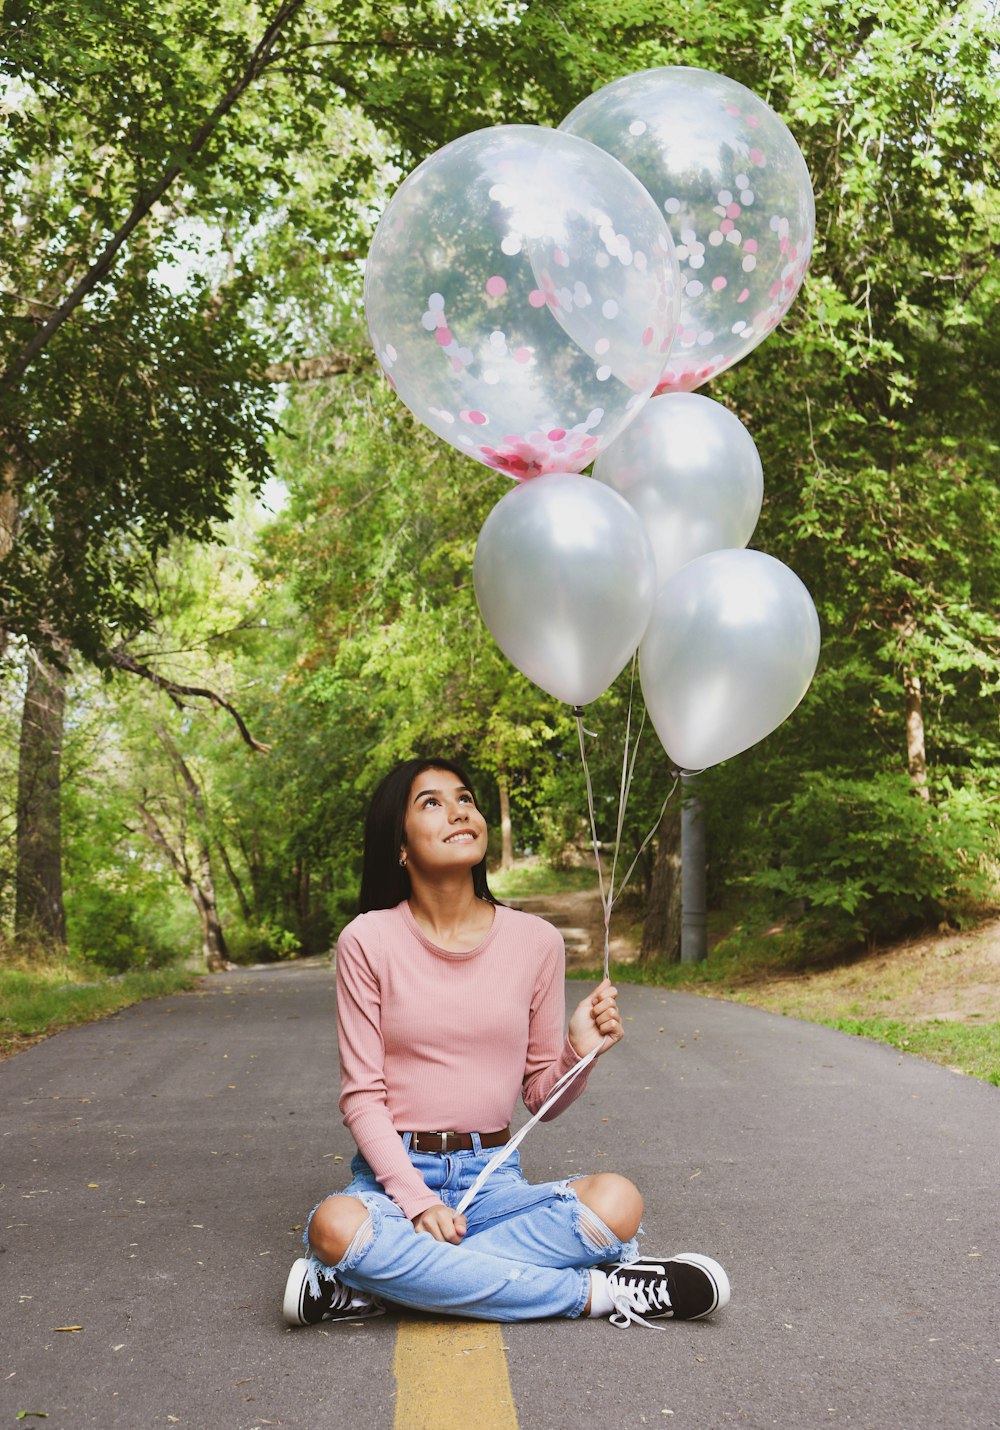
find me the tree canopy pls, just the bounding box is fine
[1,0,997,964]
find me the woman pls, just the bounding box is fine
[282,757,729,1328]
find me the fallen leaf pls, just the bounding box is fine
[16,1414,49,1421]
[53,1326,83,1333]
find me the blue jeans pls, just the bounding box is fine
[304,1138,640,1322]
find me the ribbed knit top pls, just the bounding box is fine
[336,899,590,1219]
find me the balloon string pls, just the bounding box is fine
[574,706,611,978]
[613,772,680,898]
[607,656,638,938]
[453,1038,605,1216]
[573,673,681,981]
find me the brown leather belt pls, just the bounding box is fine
[403,1128,510,1155]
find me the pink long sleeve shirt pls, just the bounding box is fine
[335,900,591,1219]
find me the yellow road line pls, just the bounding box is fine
[393,1318,519,1430]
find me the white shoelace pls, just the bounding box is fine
[608,1276,670,1330]
[323,1280,360,1311]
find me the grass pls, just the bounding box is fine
[818,1016,1000,1087]
[0,960,196,1059]
[489,859,601,899]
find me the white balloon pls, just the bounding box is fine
[593,392,763,586]
[474,472,657,706]
[640,548,820,769]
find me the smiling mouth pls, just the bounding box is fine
[444,832,477,843]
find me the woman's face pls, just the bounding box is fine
[401,768,488,880]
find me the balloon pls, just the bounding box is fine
[593,392,763,587]
[561,67,815,392]
[365,125,681,481]
[639,549,820,769]
[474,472,657,705]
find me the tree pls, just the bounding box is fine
[14,642,67,941]
[135,727,234,972]
[3,0,996,965]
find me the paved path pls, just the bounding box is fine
[1,963,997,1429]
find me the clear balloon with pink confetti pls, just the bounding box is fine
[561,67,814,393]
[364,125,681,481]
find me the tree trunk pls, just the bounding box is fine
[137,743,235,973]
[904,666,930,801]
[140,804,234,973]
[680,776,708,964]
[194,835,231,971]
[497,776,514,871]
[15,646,68,945]
[639,798,681,964]
[0,457,17,659]
[216,835,252,921]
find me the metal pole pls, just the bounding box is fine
[680,771,707,964]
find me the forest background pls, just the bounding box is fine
[1,1,997,1013]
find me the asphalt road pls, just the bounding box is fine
[1,962,997,1430]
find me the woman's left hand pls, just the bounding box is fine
[568,978,623,1059]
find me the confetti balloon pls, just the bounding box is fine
[561,68,815,392]
[365,125,681,481]
[593,392,763,587]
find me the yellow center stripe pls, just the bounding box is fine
[393,1318,519,1429]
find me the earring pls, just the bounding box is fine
[399,855,407,869]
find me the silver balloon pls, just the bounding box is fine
[474,472,657,706]
[639,548,820,769]
[593,392,763,587]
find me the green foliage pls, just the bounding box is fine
[225,918,301,965]
[2,0,998,973]
[64,884,186,974]
[488,862,601,899]
[742,772,997,945]
[54,666,199,967]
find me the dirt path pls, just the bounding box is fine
[502,888,640,970]
[734,914,1000,1024]
[514,887,1000,1025]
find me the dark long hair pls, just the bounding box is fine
[358,757,497,913]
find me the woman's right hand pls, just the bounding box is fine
[412,1203,467,1244]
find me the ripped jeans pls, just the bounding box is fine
[304,1138,640,1322]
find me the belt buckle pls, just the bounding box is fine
[439,1131,451,1154]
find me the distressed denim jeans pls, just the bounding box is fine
[304,1139,640,1322]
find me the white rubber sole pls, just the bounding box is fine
[282,1257,311,1326]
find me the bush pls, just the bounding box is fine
[742,772,998,947]
[65,884,187,973]
[224,919,301,965]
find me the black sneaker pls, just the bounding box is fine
[282,1257,386,1327]
[605,1253,730,1327]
